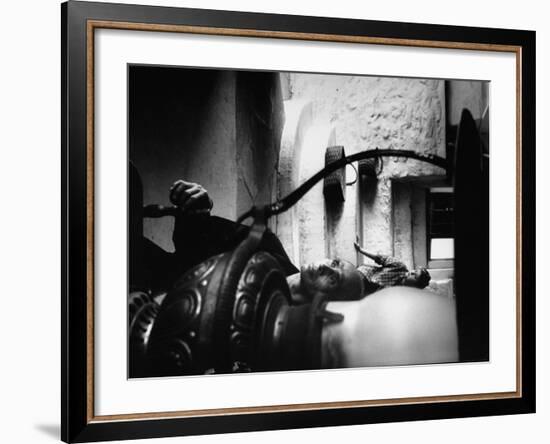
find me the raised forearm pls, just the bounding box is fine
[355,244,382,263]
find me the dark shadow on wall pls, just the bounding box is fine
[325,199,345,259]
[129,66,222,252]
[129,66,284,252]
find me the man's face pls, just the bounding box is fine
[402,269,429,288]
[300,258,364,300]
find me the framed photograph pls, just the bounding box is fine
[62,1,535,442]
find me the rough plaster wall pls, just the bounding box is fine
[392,182,414,269]
[411,186,428,268]
[276,100,314,265]
[276,99,353,267]
[297,123,334,266]
[358,178,393,260]
[392,181,429,270]
[288,74,446,263]
[289,75,445,161]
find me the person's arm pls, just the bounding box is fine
[354,238,407,269]
[170,179,298,276]
[354,238,384,264]
[169,180,213,214]
[170,179,218,270]
[376,255,408,270]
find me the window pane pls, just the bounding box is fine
[430,238,454,259]
[428,192,454,238]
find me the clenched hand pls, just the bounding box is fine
[169,180,213,215]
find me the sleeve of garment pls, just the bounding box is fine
[172,213,242,272]
[258,228,299,276]
[173,214,298,276]
[377,254,408,271]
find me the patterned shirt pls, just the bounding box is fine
[357,255,409,294]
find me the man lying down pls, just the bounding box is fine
[164,178,458,368]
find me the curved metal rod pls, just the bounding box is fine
[346,163,359,186]
[142,149,447,224]
[262,148,447,218]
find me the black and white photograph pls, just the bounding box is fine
[0,0,544,442]
[127,65,489,378]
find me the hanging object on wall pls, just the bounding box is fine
[346,163,359,186]
[323,145,347,202]
[358,156,383,180]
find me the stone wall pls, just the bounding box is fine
[280,73,446,267]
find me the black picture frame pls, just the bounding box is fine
[62,1,536,442]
